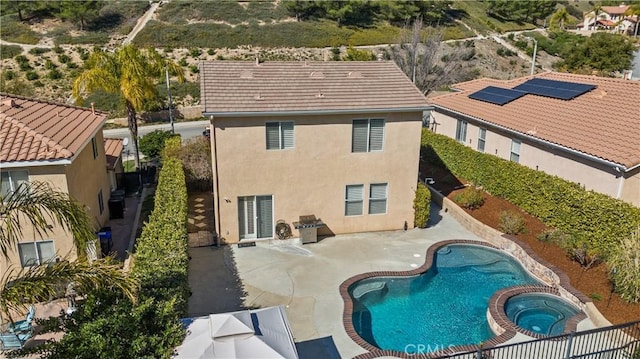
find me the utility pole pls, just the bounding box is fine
[165,67,174,134]
[529,37,538,76]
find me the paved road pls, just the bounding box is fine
[104,120,209,157]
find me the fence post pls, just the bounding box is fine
[476,346,483,359]
[565,331,576,359]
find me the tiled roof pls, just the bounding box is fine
[0,94,107,163]
[430,72,640,169]
[601,5,629,15]
[104,138,123,170]
[200,61,429,114]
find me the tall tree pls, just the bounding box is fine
[73,45,185,172]
[550,6,569,30]
[0,181,136,321]
[59,0,101,31]
[486,0,557,24]
[558,32,634,76]
[588,5,603,30]
[390,18,476,95]
[624,4,640,37]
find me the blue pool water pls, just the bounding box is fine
[350,244,540,352]
[506,293,580,336]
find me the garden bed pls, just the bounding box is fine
[424,164,640,325]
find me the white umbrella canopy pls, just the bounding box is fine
[175,306,299,359]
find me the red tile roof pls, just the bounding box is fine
[430,72,640,169]
[601,5,629,15]
[104,138,123,170]
[0,94,107,163]
[200,61,429,115]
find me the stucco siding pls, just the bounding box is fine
[432,112,634,204]
[0,166,74,274]
[66,131,111,229]
[212,112,422,243]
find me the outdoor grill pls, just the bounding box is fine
[293,215,325,244]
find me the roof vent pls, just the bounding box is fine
[316,90,325,99]
[240,70,253,79]
[303,60,309,67]
[309,71,325,79]
[254,93,264,101]
[1,99,16,108]
[347,71,363,78]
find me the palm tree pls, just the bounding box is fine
[0,182,136,322]
[624,4,640,37]
[588,5,603,30]
[73,45,185,172]
[550,7,570,31]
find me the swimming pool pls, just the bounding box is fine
[349,244,541,352]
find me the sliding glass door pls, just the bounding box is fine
[238,195,273,240]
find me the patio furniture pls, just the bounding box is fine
[0,332,31,350]
[8,305,35,334]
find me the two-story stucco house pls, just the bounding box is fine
[0,94,111,271]
[580,4,639,34]
[200,61,430,243]
[428,72,640,207]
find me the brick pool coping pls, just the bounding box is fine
[340,239,592,359]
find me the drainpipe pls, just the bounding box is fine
[210,115,222,243]
[615,168,625,199]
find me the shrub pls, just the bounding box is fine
[189,48,201,58]
[139,130,177,160]
[28,47,50,55]
[207,48,216,56]
[558,237,601,270]
[47,69,63,80]
[178,136,212,191]
[53,45,64,54]
[25,71,40,81]
[421,130,640,259]
[2,70,16,81]
[499,210,527,235]
[536,229,570,246]
[1,45,22,59]
[454,186,485,209]
[58,54,71,63]
[413,182,431,228]
[178,57,188,66]
[44,59,57,69]
[188,64,199,74]
[609,229,640,302]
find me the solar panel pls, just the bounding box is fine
[513,78,595,100]
[467,86,528,106]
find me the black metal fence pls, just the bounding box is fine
[435,320,640,359]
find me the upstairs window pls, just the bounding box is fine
[455,120,468,143]
[1,170,29,198]
[266,122,294,150]
[510,139,521,163]
[19,240,55,267]
[92,137,99,159]
[352,119,384,152]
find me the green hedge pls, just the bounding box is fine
[422,130,640,258]
[414,182,432,228]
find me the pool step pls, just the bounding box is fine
[352,281,387,300]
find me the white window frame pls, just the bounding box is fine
[238,195,274,240]
[455,120,468,143]
[477,128,486,152]
[18,240,55,267]
[1,170,29,198]
[266,121,294,150]
[510,139,521,163]
[345,184,364,216]
[352,119,385,153]
[368,183,388,215]
[92,137,99,159]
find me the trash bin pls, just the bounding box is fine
[109,196,125,219]
[97,226,112,257]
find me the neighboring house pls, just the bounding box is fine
[104,138,124,191]
[0,94,111,271]
[580,5,639,34]
[428,72,640,207]
[200,61,429,243]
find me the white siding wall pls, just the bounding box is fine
[432,111,623,200]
